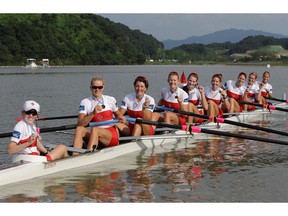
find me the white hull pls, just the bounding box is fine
[0,108,279,187]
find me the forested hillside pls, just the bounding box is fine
[165,35,288,64]
[0,14,163,66]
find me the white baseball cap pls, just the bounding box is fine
[22,100,40,113]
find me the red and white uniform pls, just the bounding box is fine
[204,87,223,106]
[259,82,273,96]
[79,95,118,128]
[11,120,39,155]
[223,80,246,101]
[187,88,202,106]
[120,93,155,119]
[246,82,260,101]
[161,87,189,110]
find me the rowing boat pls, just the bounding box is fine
[0,104,285,187]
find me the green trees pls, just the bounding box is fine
[0,14,163,66]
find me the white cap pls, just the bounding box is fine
[22,100,40,113]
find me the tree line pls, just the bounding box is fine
[164,35,288,63]
[0,14,163,66]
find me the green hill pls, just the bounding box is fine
[0,14,163,66]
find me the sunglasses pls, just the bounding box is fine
[25,109,38,116]
[91,86,104,90]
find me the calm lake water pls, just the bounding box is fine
[0,65,288,205]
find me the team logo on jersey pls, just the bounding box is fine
[79,105,85,111]
[121,101,126,106]
[12,131,21,139]
[184,98,189,102]
[97,115,103,121]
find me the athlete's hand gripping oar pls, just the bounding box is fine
[126,117,288,146]
[0,120,120,138]
[240,101,288,112]
[16,114,78,121]
[156,106,288,137]
[264,97,288,103]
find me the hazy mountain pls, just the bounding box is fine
[163,28,288,49]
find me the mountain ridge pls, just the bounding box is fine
[163,28,288,49]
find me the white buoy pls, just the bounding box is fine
[267,64,270,68]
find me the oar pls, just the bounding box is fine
[156,106,288,137]
[126,117,288,146]
[16,114,78,121]
[240,101,288,112]
[0,120,120,138]
[265,97,288,103]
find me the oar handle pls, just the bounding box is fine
[89,120,119,127]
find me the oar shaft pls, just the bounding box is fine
[223,118,288,136]
[240,101,288,112]
[199,127,288,146]
[156,105,288,137]
[265,97,288,103]
[37,115,78,121]
[0,120,119,138]
[126,117,288,146]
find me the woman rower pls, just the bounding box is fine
[242,72,261,111]
[72,76,125,155]
[222,72,247,114]
[116,76,156,136]
[154,71,189,125]
[8,100,68,161]
[182,72,204,124]
[258,70,273,105]
[199,73,228,117]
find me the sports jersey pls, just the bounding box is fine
[204,86,222,106]
[223,80,246,101]
[10,120,39,155]
[259,82,273,96]
[79,95,118,128]
[120,93,155,119]
[187,88,202,105]
[161,87,189,110]
[246,82,260,101]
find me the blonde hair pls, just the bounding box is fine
[90,76,105,86]
[249,72,258,79]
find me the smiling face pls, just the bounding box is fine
[262,71,270,84]
[134,81,147,98]
[22,109,38,125]
[168,74,179,92]
[90,79,104,98]
[211,76,221,90]
[248,74,257,86]
[236,73,247,87]
[187,75,198,89]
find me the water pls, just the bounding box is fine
[0,65,288,204]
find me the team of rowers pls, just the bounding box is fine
[7,70,273,161]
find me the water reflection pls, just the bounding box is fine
[74,172,123,202]
[1,120,288,202]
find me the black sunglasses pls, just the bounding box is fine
[91,86,103,90]
[25,109,38,116]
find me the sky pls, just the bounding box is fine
[99,14,288,41]
[2,0,288,42]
